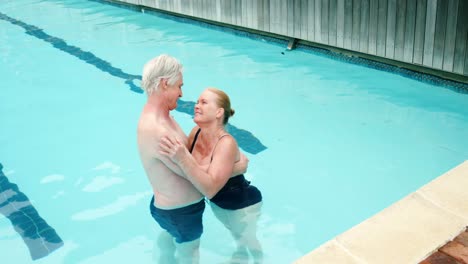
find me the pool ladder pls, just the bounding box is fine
[287,38,298,51]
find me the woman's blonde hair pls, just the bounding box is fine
[208,88,235,125]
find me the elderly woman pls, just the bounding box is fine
[160,87,263,263]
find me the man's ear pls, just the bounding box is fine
[161,78,168,89]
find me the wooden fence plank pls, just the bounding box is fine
[433,0,448,69]
[315,0,322,43]
[329,0,337,46]
[377,0,388,56]
[308,0,315,41]
[224,0,232,25]
[215,0,220,21]
[288,0,295,37]
[321,0,329,44]
[386,0,397,59]
[394,0,406,61]
[352,0,361,50]
[280,0,288,35]
[368,0,378,55]
[413,0,427,64]
[423,0,437,67]
[403,0,416,63]
[257,0,264,30]
[336,0,345,48]
[250,0,256,28]
[359,0,369,53]
[300,0,308,39]
[465,38,468,75]
[264,0,270,32]
[453,0,467,74]
[241,0,247,27]
[270,0,279,34]
[442,0,458,71]
[343,0,353,49]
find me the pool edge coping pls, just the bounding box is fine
[294,160,468,264]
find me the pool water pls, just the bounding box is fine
[1,0,467,263]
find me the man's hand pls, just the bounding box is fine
[159,136,188,165]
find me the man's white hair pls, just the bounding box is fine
[142,54,183,95]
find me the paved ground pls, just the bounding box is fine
[420,227,468,264]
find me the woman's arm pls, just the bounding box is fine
[159,136,238,199]
[232,151,249,175]
[158,126,200,181]
[187,126,247,176]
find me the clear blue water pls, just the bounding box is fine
[1,0,467,263]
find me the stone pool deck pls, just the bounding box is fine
[420,228,468,263]
[294,160,468,264]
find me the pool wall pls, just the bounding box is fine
[107,0,467,83]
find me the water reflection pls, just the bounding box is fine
[0,163,63,260]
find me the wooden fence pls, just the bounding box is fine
[116,0,468,78]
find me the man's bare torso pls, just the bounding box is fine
[137,104,203,209]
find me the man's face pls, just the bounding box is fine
[166,74,183,110]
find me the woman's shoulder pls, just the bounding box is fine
[217,133,238,149]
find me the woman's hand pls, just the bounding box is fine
[232,151,249,176]
[159,136,188,164]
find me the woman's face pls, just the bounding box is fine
[194,89,221,124]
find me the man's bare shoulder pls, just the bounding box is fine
[137,112,170,161]
[138,110,168,135]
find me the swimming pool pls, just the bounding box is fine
[1,0,467,263]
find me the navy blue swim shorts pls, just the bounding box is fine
[149,196,205,243]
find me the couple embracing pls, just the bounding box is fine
[137,54,263,264]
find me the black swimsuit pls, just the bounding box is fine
[190,129,262,210]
